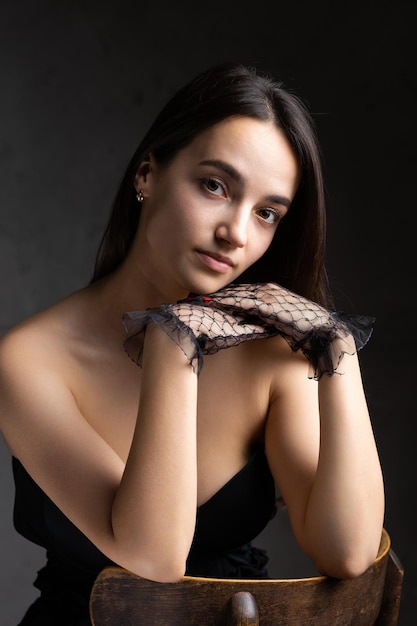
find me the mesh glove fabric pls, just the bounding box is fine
[122,282,374,379]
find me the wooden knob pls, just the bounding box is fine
[226,591,259,625]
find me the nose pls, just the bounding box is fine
[215,207,249,248]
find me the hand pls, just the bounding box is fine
[122,283,374,379]
[194,282,338,339]
[122,299,271,375]
[181,283,374,379]
[167,299,268,350]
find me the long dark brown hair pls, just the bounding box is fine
[91,62,333,308]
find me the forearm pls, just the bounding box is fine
[303,350,384,577]
[112,324,198,580]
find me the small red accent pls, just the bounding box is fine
[182,295,214,304]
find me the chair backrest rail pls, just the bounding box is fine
[89,528,404,626]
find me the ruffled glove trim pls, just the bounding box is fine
[122,283,375,380]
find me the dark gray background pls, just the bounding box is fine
[0,1,415,624]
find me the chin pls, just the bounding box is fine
[185,274,234,296]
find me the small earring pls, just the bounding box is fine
[136,189,144,203]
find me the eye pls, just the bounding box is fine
[257,207,281,225]
[201,177,226,197]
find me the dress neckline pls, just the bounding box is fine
[197,445,264,511]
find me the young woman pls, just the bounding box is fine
[0,62,384,625]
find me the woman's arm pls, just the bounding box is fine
[112,323,198,579]
[0,323,198,582]
[265,338,385,579]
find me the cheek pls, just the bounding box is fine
[249,231,276,264]
[145,202,200,249]
[165,197,212,238]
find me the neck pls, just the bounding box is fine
[88,259,189,338]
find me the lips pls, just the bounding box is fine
[196,249,235,273]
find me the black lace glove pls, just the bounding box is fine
[122,282,375,379]
[122,299,270,375]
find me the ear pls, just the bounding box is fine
[133,154,155,197]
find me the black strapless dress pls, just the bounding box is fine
[12,445,276,625]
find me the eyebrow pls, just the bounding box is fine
[199,159,292,208]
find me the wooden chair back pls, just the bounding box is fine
[89,528,403,625]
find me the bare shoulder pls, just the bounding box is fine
[0,289,87,369]
[242,332,312,391]
[0,291,126,554]
[0,289,91,450]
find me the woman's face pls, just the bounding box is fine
[134,116,300,299]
